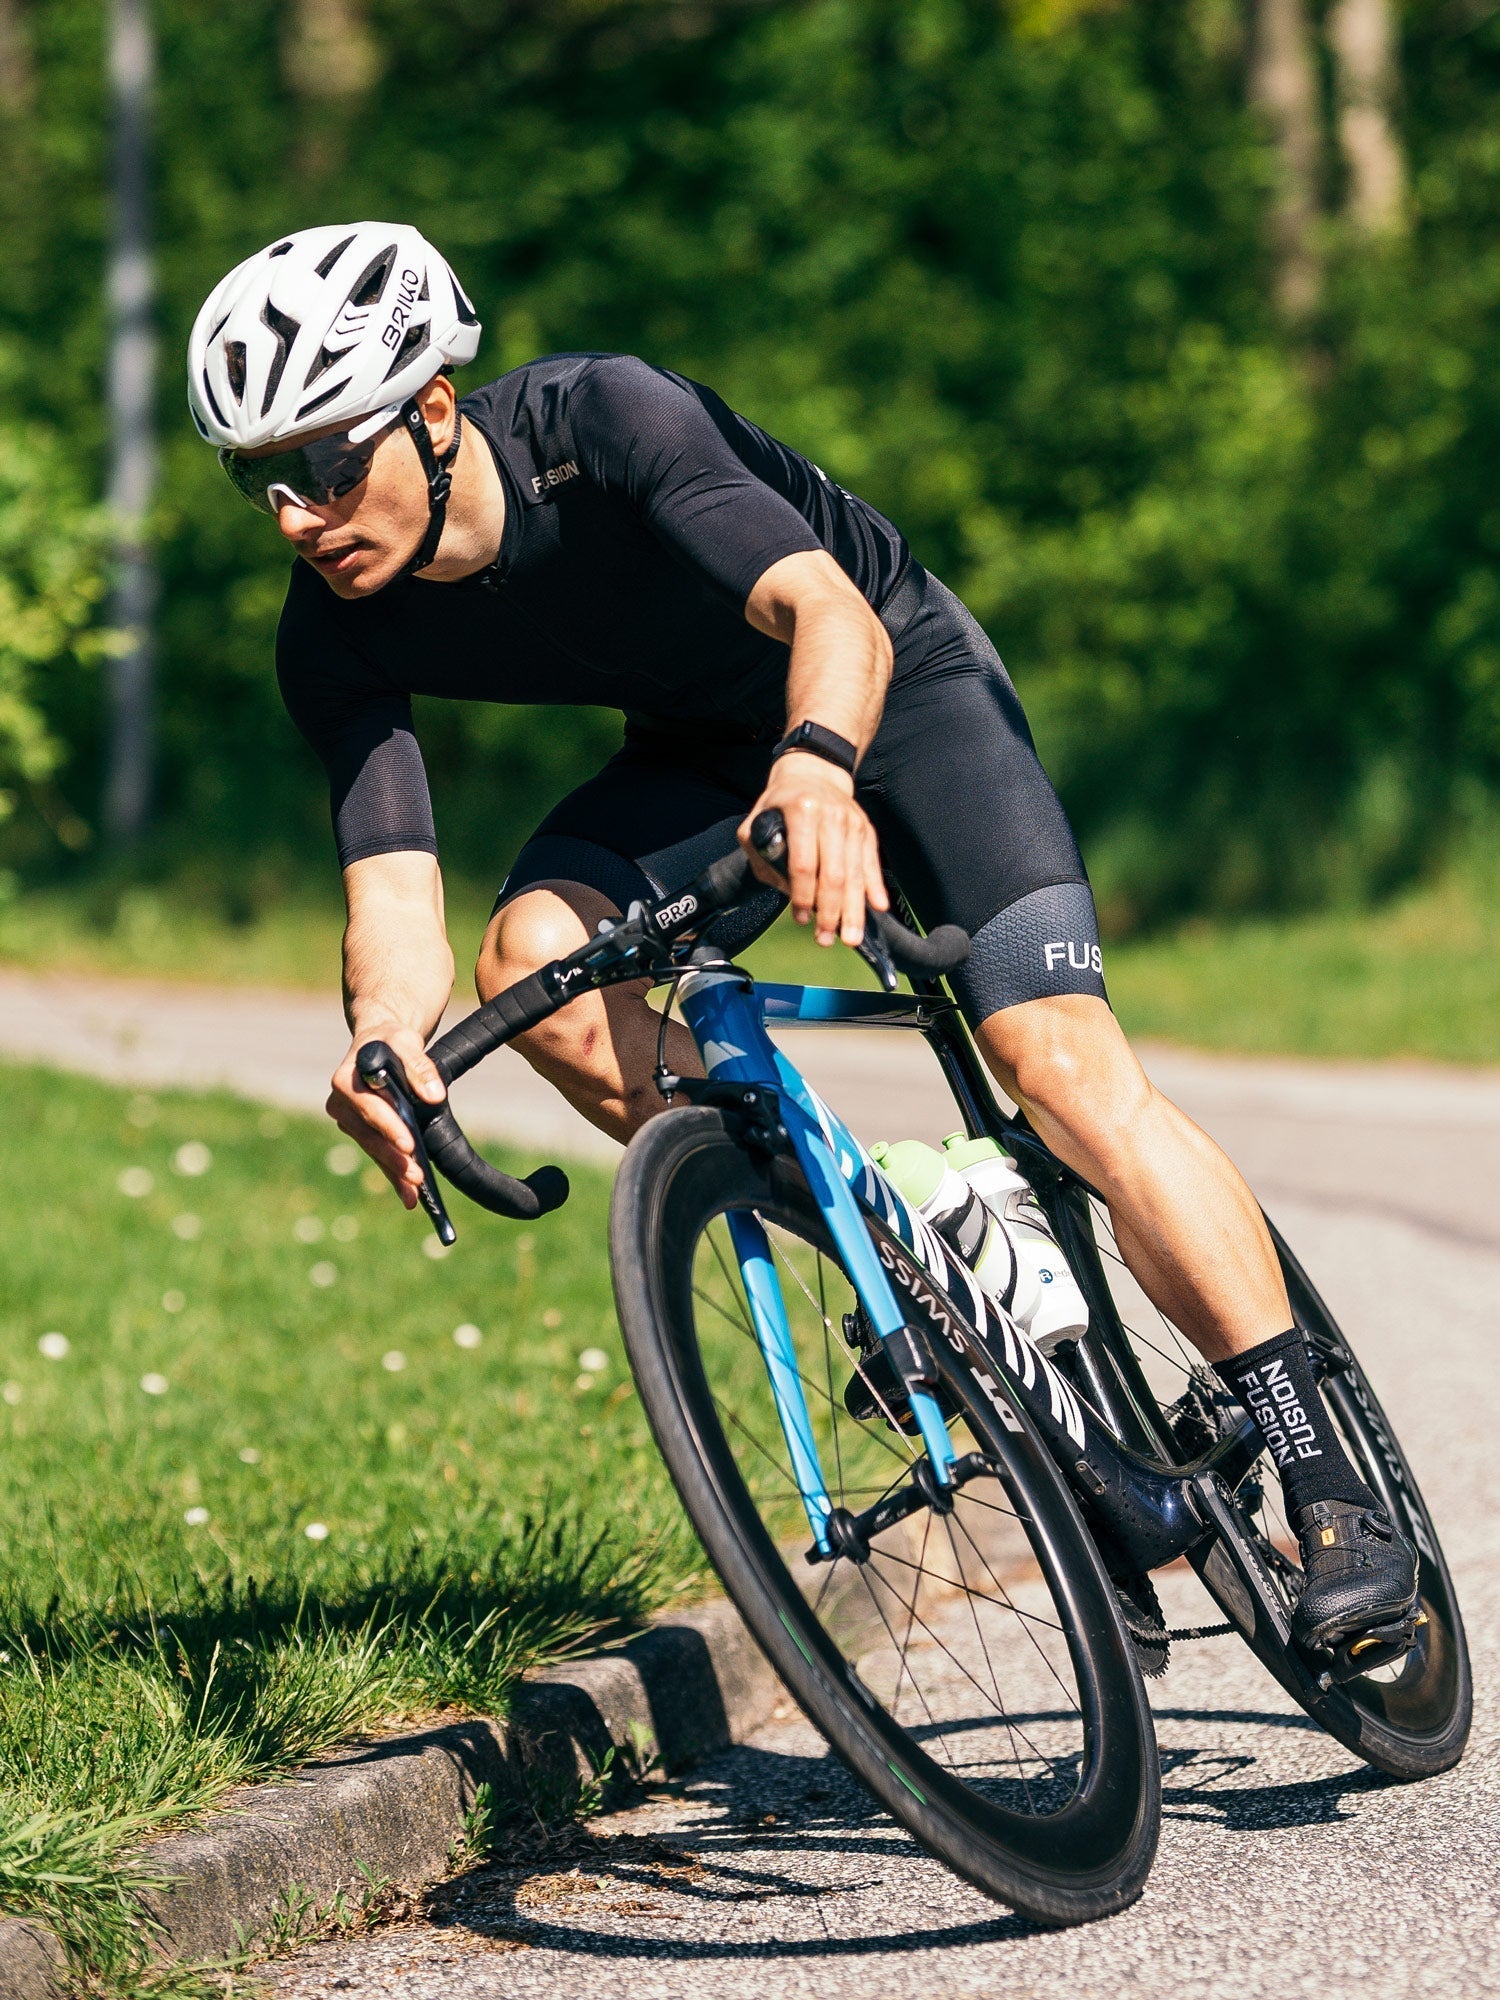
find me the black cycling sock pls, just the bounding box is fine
[1214,1328,1377,1517]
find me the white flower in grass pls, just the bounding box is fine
[171,1213,202,1241]
[140,1373,169,1396]
[304,1521,329,1541]
[183,1506,209,1526]
[173,1142,212,1177]
[117,1167,154,1198]
[325,1143,361,1177]
[381,1350,407,1373]
[2,1382,22,1405]
[162,1291,186,1314]
[542,1308,563,1329]
[293,1215,325,1244]
[579,1347,610,1374]
[238,1446,261,1464]
[575,1375,595,1393]
[330,1214,359,1243]
[421,1236,451,1261]
[309,1261,338,1289]
[453,1323,482,1350]
[38,1333,69,1360]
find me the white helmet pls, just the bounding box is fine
[188,221,481,448]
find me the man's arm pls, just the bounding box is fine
[326,850,454,1205]
[742,549,893,947]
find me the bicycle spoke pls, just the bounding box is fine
[689,1201,1090,1823]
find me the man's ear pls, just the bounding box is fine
[415,371,458,454]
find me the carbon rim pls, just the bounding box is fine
[1072,1192,1469,1750]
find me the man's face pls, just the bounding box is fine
[237,387,450,599]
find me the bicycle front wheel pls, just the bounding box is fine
[610,1107,1159,1927]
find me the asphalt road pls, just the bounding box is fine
[1,970,1497,1995]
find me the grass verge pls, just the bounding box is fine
[0,1062,700,1990]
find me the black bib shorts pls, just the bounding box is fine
[497,567,1107,1029]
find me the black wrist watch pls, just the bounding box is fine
[769,719,859,778]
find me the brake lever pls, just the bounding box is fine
[355,1041,457,1246]
[747,808,900,992]
[856,927,899,994]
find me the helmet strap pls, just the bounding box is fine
[399,397,464,577]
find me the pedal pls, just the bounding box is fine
[1321,1607,1426,1685]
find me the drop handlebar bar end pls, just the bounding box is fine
[354,1039,570,1229]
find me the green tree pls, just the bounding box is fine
[0,407,109,863]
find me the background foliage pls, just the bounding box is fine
[4,0,1500,931]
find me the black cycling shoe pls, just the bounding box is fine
[1291,1498,1420,1673]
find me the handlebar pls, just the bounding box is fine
[358,809,969,1238]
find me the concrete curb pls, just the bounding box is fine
[0,1599,783,1997]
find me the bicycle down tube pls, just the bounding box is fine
[677,963,1264,1575]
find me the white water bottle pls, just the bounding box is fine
[868,1139,1021,1315]
[940,1132,1090,1352]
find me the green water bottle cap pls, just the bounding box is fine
[869,1137,947,1208]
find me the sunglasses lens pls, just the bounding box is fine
[218,415,395,515]
[300,432,384,500]
[219,447,305,514]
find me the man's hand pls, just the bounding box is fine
[740,750,888,946]
[327,1021,447,1209]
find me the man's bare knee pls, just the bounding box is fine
[475,881,640,1077]
[476,881,616,991]
[980,995,1153,1168]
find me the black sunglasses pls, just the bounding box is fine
[218,406,401,516]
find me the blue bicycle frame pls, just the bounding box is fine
[676,962,1095,1556]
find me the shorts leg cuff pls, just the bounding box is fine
[950,881,1109,1025]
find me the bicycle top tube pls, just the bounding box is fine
[755,982,955,1030]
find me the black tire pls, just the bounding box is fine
[610,1107,1160,1926]
[1051,1181,1472,1780]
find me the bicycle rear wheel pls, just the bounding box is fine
[610,1107,1159,1926]
[1049,1174,1471,1779]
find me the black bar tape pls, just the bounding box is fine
[691,844,755,913]
[429,971,558,1085]
[420,1103,570,1220]
[866,908,969,976]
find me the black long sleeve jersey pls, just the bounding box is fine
[275,352,911,868]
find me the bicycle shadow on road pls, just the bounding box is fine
[422,1738,1065,1960]
[1152,1703,1398,1832]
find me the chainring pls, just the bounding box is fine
[1113,1569,1170,1680]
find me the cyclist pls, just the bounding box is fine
[190,222,1417,1660]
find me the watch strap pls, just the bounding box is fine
[770,720,859,777]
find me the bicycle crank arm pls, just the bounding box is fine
[1186,1471,1349,1716]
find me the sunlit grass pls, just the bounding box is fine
[0,1062,701,1985]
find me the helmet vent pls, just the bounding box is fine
[200,373,229,430]
[224,340,247,401]
[303,342,343,388]
[381,322,429,381]
[348,246,396,310]
[417,273,430,301]
[314,233,356,280]
[453,280,478,327]
[295,379,350,423]
[268,241,293,258]
[258,300,301,417]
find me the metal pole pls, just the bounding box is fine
[103,0,156,848]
